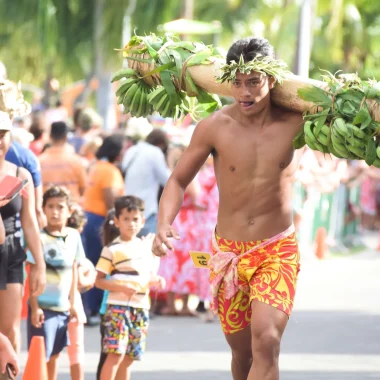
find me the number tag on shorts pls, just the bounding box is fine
[189,251,211,268]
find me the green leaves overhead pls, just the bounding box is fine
[118,33,224,120]
[297,87,332,106]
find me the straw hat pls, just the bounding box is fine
[0,80,31,119]
[125,117,153,140]
[0,111,12,131]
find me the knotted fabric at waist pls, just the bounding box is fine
[208,225,296,310]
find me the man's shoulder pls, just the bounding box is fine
[275,107,303,125]
[194,106,234,135]
[205,105,234,124]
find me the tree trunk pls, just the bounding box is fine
[293,0,314,77]
[94,0,116,132]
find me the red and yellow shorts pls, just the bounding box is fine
[210,231,300,335]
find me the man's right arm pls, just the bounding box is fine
[153,117,215,256]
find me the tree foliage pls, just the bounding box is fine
[1,0,380,88]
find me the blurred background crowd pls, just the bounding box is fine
[2,58,380,328]
[1,0,380,327]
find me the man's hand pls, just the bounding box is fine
[0,333,19,377]
[29,262,46,296]
[31,308,44,328]
[152,224,180,257]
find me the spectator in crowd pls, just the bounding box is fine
[29,112,47,156]
[2,82,45,227]
[79,136,103,171]
[39,121,86,203]
[0,111,46,352]
[44,98,69,127]
[122,129,170,236]
[11,127,34,148]
[69,107,102,154]
[82,134,124,325]
[6,137,45,228]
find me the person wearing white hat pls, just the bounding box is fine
[0,101,46,352]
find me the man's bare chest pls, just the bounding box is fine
[214,129,296,173]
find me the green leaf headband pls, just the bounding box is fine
[216,54,291,85]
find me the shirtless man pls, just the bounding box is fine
[152,37,303,380]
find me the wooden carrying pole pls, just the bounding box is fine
[188,60,380,121]
[129,55,380,121]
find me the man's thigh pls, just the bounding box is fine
[250,300,289,342]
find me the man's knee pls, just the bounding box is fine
[231,347,253,366]
[252,329,281,357]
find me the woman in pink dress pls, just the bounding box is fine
[158,176,203,316]
[194,160,219,321]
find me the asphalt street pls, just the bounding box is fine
[19,242,380,379]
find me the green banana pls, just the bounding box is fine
[115,77,138,97]
[111,68,137,83]
[334,118,352,139]
[161,99,173,118]
[331,136,351,157]
[328,142,344,158]
[144,86,153,117]
[345,123,367,139]
[129,85,142,116]
[117,91,127,105]
[321,125,330,136]
[304,121,325,152]
[293,128,306,149]
[345,134,366,149]
[135,88,146,117]
[331,128,345,144]
[124,83,139,108]
[154,92,169,113]
[147,86,166,106]
[304,133,317,151]
[346,144,364,159]
[316,131,328,146]
[142,88,150,117]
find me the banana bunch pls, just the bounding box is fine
[296,118,380,168]
[122,80,153,117]
[330,118,366,159]
[111,67,137,83]
[147,86,184,119]
[112,67,153,118]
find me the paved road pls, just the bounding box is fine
[20,245,380,379]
